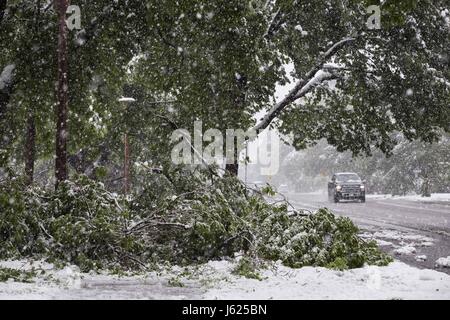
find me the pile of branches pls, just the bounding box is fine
[0,168,392,271]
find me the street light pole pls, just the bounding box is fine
[124,132,130,194]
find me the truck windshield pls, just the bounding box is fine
[336,174,360,182]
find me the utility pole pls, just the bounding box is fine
[55,0,69,188]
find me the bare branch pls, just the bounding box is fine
[253,37,356,133]
[127,220,191,235]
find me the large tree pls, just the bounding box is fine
[0,1,149,185]
[1,0,449,183]
[137,0,449,174]
[54,0,70,187]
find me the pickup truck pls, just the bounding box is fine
[328,172,365,203]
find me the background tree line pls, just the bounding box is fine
[268,134,450,196]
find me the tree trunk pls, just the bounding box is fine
[23,0,41,185]
[55,0,69,188]
[225,73,247,177]
[225,138,239,176]
[0,76,14,167]
[0,0,7,24]
[421,174,431,197]
[24,115,36,185]
[0,82,12,125]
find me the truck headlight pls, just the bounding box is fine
[336,185,342,191]
[360,185,365,190]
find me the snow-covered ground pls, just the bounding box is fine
[1,259,450,300]
[0,260,203,300]
[204,261,450,300]
[367,193,450,202]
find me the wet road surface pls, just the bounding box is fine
[287,192,450,274]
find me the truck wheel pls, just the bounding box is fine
[360,197,366,203]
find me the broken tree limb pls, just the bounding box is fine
[253,37,356,133]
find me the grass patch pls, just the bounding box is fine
[0,267,36,283]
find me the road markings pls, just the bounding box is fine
[376,201,450,215]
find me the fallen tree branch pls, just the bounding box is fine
[253,37,356,133]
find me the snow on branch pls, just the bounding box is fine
[427,67,450,89]
[118,97,136,103]
[253,37,355,133]
[293,70,339,99]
